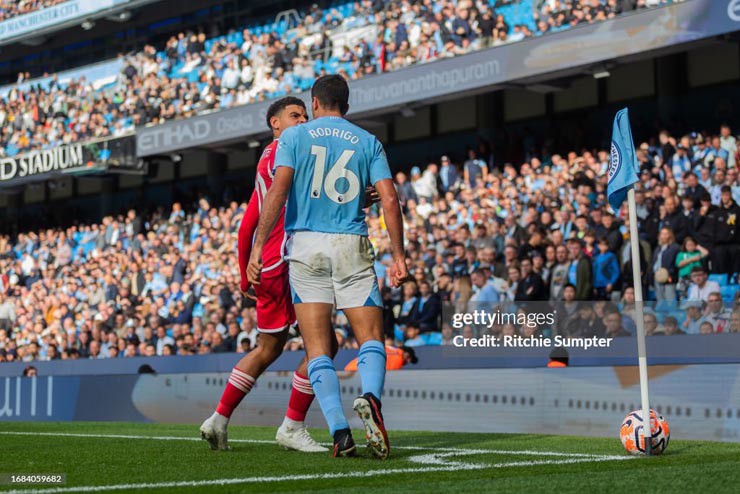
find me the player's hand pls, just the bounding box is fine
[389,257,410,287]
[239,281,257,301]
[241,288,257,301]
[247,252,263,285]
[364,185,380,208]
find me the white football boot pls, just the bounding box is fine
[276,425,329,452]
[200,412,230,451]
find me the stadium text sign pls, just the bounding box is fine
[0,144,86,183]
[136,0,738,157]
[0,0,119,42]
[137,95,310,156]
[730,0,740,21]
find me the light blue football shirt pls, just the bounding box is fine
[274,116,391,236]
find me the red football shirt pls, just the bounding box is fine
[238,140,288,291]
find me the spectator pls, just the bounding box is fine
[395,172,417,206]
[643,312,664,336]
[720,124,737,168]
[439,155,460,193]
[408,280,441,333]
[469,269,500,304]
[686,266,720,302]
[603,309,631,338]
[0,294,15,330]
[705,292,732,333]
[681,300,706,334]
[592,238,620,301]
[699,321,715,334]
[549,245,570,301]
[463,149,488,188]
[515,258,547,301]
[564,304,605,338]
[713,186,740,275]
[663,316,685,336]
[453,275,474,314]
[694,192,720,263]
[567,238,593,301]
[661,195,688,244]
[675,236,709,297]
[729,308,740,333]
[651,227,680,302]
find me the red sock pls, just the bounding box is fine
[285,372,315,422]
[216,367,255,418]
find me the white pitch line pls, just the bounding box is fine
[0,431,626,459]
[0,431,274,445]
[2,457,632,494]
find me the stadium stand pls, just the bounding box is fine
[0,117,738,362]
[0,0,683,157]
[0,0,68,22]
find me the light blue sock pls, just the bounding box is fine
[357,340,386,399]
[307,355,348,436]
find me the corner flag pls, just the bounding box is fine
[607,108,639,212]
[607,107,654,455]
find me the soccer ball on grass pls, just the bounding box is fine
[620,409,670,455]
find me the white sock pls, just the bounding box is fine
[211,411,229,427]
[281,416,304,430]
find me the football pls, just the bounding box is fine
[620,410,671,455]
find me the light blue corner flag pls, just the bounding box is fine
[607,108,639,212]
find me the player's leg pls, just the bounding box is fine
[334,234,390,459]
[341,306,390,460]
[287,231,356,457]
[201,272,291,451]
[200,329,288,451]
[275,331,338,452]
[277,332,338,453]
[295,302,356,457]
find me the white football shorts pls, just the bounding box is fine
[285,231,382,310]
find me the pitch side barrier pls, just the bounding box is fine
[136,0,740,157]
[2,364,740,443]
[1,332,739,378]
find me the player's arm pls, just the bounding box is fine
[375,179,404,258]
[248,129,297,285]
[237,191,259,293]
[247,167,293,285]
[369,138,407,286]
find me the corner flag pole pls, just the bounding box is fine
[627,187,652,456]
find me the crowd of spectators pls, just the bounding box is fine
[0,122,738,364]
[374,123,739,345]
[0,0,67,22]
[0,0,680,158]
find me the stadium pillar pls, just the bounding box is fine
[206,153,228,204]
[655,55,684,125]
[4,191,21,226]
[100,177,117,217]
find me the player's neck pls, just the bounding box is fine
[314,111,344,119]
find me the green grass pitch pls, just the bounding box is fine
[1,422,740,493]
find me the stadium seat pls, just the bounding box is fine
[668,310,687,327]
[421,332,443,346]
[721,285,739,302]
[709,274,730,287]
[298,77,313,90]
[654,300,680,313]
